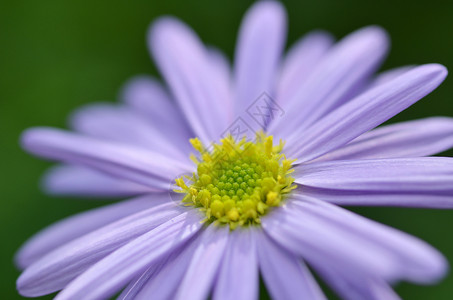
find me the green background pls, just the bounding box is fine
[1,0,453,299]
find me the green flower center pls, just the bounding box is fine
[175,133,296,229]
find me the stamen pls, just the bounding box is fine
[175,133,296,229]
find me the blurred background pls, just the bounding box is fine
[1,0,453,299]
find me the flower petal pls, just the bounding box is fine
[264,196,447,284]
[207,47,234,123]
[43,165,154,198]
[367,66,414,90]
[312,262,401,300]
[21,127,193,189]
[121,75,193,151]
[149,17,229,143]
[17,202,184,297]
[233,0,286,118]
[213,228,258,300]
[257,231,326,300]
[54,211,202,300]
[69,103,187,160]
[269,26,389,136]
[175,225,229,300]
[15,194,164,270]
[277,31,334,105]
[285,64,447,162]
[295,157,453,208]
[312,117,453,162]
[133,235,200,300]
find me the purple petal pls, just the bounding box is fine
[21,127,193,189]
[43,165,154,198]
[17,202,184,297]
[312,262,401,300]
[116,257,168,300]
[69,103,188,160]
[367,65,414,90]
[284,64,447,162]
[277,31,334,105]
[256,231,326,300]
[233,0,286,117]
[175,225,229,300]
[213,228,258,300]
[269,26,389,136]
[54,211,202,300]
[15,194,164,270]
[207,47,234,124]
[312,117,453,162]
[133,234,201,299]
[295,157,453,208]
[264,196,447,284]
[263,204,396,282]
[149,17,229,143]
[121,76,193,154]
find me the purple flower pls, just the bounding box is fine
[16,1,453,299]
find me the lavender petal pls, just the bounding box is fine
[296,157,453,208]
[17,202,184,297]
[285,64,447,162]
[262,197,447,284]
[54,211,202,300]
[16,194,165,269]
[43,165,154,198]
[149,17,230,144]
[257,231,326,300]
[213,228,258,300]
[276,30,334,106]
[134,234,201,300]
[269,26,389,137]
[21,127,193,189]
[121,75,193,154]
[233,0,286,118]
[69,103,187,160]
[312,117,453,162]
[312,261,401,300]
[175,225,229,300]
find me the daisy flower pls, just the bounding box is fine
[16,1,453,299]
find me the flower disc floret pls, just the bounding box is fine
[175,133,296,229]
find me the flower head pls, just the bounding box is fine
[16,1,453,299]
[176,133,296,228]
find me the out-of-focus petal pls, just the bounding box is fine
[121,76,193,154]
[256,231,326,300]
[213,228,258,300]
[21,127,193,190]
[69,103,186,159]
[367,66,414,90]
[54,211,202,300]
[313,117,453,162]
[312,261,401,300]
[207,47,234,124]
[277,31,334,105]
[149,17,229,143]
[17,202,185,297]
[43,165,154,198]
[269,26,389,135]
[233,0,286,133]
[284,64,447,162]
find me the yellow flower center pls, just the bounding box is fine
[175,133,296,229]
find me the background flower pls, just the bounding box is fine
[1,0,453,299]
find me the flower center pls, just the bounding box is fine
[175,133,296,229]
